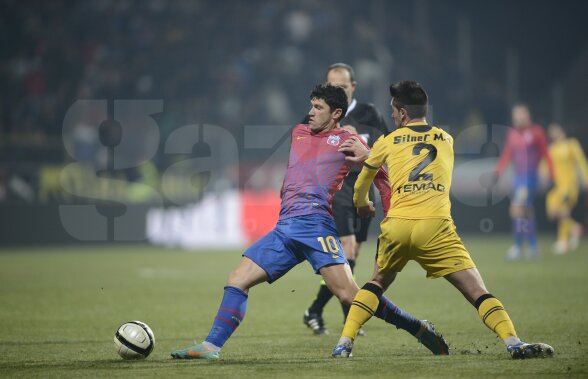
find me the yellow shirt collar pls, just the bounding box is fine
[405,121,429,127]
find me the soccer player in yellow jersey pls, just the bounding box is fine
[332,80,554,360]
[544,122,588,254]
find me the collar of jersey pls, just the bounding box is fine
[405,121,429,127]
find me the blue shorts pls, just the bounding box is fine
[243,214,348,283]
[512,173,538,206]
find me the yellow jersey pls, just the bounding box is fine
[549,137,588,192]
[354,122,454,219]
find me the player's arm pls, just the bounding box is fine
[495,133,513,177]
[353,137,388,217]
[571,138,588,189]
[354,164,378,217]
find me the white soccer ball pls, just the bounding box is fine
[114,321,155,360]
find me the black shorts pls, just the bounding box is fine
[331,181,374,243]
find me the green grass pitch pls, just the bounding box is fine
[1,236,587,378]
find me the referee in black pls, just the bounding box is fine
[303,63,389,335]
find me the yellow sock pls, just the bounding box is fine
[342,287,380,340]
[477,295,517,341]
[558,218,574,242]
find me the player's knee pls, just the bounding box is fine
[335,291,355,306]
[328,284,357,305]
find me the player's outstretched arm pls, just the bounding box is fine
[495,134,513,177]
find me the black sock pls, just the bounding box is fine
[308,284,334,315]
[340,260,356,320]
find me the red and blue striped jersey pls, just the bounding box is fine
[496,124,554,179]
[279,124,390,220]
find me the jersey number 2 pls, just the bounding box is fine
[409,143,437,181]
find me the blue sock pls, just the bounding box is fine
[374,295,422,336]
[513,217,526,248]
[526,217,537,250]
[205,286,247,348]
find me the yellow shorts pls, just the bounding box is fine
[546,187,578,215]
[376,218,476,279]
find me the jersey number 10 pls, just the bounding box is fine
[317,236,340,254]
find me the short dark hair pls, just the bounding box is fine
[310,84,348,121]
[389,81,428,118]
[326,62,356,82]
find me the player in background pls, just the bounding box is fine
[303,63,388,335]
[543,122,588,254]
[170,84,448,360]
[332,81,553,360]
[494,104,555,260]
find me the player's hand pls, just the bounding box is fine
[339,136,370,163]
[341,124,358,134]
[357,201,376,218]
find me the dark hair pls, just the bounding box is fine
[389,81,428,118]
[326,62,356,82]
[310,84,348,121]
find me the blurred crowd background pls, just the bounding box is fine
[1,0,587,209]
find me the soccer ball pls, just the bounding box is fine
[114,321,155,360]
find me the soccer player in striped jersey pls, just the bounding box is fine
[495,104,555,260]
[544,122,588,254]
[170,84,448,360]
[332,81,553,360]
[303,63,389,335]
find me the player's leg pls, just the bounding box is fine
[547,189,572,254]
[523,206,539,258]
[337,263,397,344]
[337,214,370,324]
[336,234,356,315]
[320,219,421,339]
[508,184,527,260]
[305,234,355,334]
[413,218,526,356]
[170,257,268,359]
[557,190,583,252]
[304,204,356,335]
[523,174,539,258]
[445,268,553,359]
[333,218,449,357]
[172,227,296,359]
